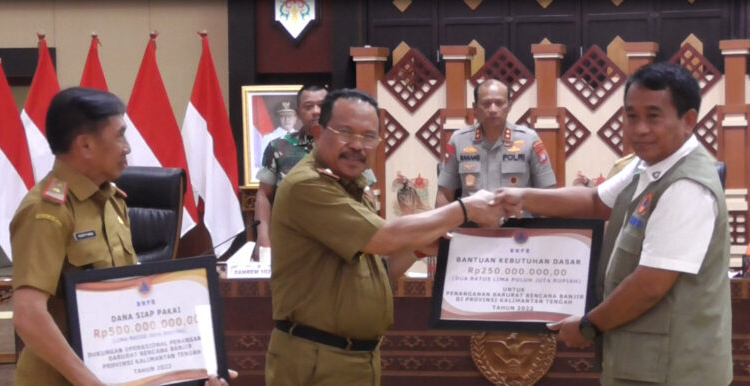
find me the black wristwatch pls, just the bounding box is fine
[579,313,602,340]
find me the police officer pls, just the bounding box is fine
[254,84,328,258]
[12,88,231,386]
[436,79,556,209]
[266,89,506,385]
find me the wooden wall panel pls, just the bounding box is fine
[255,0,333,74]
[367,1,437,65]
[361,0,736,75]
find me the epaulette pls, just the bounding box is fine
[316,167,340,181]
[112,182,128,199]
[42,178,68,204]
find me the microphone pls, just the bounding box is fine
[186,226,248,259]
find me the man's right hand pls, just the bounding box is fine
[496,188,525,219]
[462,189,506,228]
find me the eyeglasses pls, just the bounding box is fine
[326,126,381,149]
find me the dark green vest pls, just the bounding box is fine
[598,146,732,385]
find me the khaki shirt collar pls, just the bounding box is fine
[311,149,369,195]
[52,159,114,201]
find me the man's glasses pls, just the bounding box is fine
[326,126,381,149]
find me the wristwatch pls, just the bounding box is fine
[579,313,602,340]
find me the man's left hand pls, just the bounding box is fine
[547,316,592,349]
[204,369,238,386]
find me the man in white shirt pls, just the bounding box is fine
[497,62,732,385]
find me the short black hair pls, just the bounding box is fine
[473,78,512,104]
[318,88,380,130]
[624,62,701,117]
[297,84,329,107]
[46,87,125,155]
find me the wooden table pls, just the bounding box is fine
[220,278,750,385]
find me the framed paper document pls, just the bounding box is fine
[430,218,604,332]
[64,257,228,385]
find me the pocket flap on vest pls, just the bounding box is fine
[610,330,669,383]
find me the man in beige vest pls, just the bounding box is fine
[497,63,732,385]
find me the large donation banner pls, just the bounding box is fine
[65,257,228,385]
[430,219,604,332]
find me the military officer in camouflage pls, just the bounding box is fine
[254,84,328,255]
[266,89,507,386]
[11,88,232,386]
[436,79,556,210]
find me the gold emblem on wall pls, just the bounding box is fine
[536,0,554,9]
[611,0,626,6]
[393,0,412,13]
[393,41,411,67]
[471,332,557,386]
[607,36,627,74]
[469,39,485,76]
[464,0,483,11]
[682,33,704,55]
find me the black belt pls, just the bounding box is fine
[275,321,381,352]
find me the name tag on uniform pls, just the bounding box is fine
[74,230,96,242]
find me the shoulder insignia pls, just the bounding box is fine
[42,178,68,204]
[112,183,128,199]
[503,127,513,148]
[316,167,340,180]
[474,127,483,141]
[35,213,62,228]
[444,144,456,163]
[533,140,550,164]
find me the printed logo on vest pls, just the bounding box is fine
[628,216,644,229]
[637,192,654,216]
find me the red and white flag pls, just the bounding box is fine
[0,60,35,260]
[125,34,198,236]
[182,33,243,256]
[21,34,59,182]
[80,34,109,91]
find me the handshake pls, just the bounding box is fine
[459,188,523,228]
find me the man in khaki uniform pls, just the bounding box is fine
[266,89,507,386]
[11,88,233,386]
[497,63,732,385]
[12,88,134,385]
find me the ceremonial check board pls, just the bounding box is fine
[430,219,604,332]
[65,257,228,385]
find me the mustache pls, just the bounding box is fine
[339,150,366,162]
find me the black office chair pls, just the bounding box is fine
[114,167,186,263]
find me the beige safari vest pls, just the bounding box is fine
[598,146,732,385]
